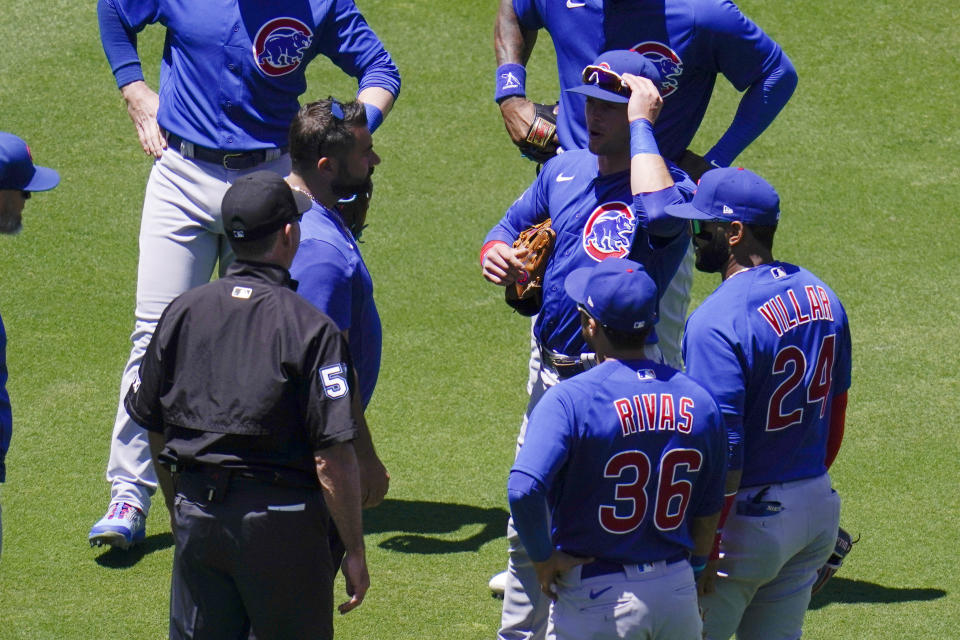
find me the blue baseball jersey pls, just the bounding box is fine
[682,262,852,488]
[289,202,381,409]
[512,0,792,162]
[511,359,726,563]
[99,0,400,150]
[0,314,9,483]
[485,150,695,355]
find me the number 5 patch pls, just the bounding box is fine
[319,363,349,399]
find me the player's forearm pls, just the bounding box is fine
[704,53,797,167]
[508,470,553,562]
[824,391,847,469]
[316,442,365,552]
[98,0,144,89]
[691,512,721,558]
[494,0,537,66]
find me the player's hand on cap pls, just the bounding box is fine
[622,73,663,125]
[338,549,370,614]
[121,80,166,159]
[482,242,530,286]
[533,551,594,602]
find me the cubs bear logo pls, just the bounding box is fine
[582,202,635,261]
[253,18,314,77]
[631,41,683,97]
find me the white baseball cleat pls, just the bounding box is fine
[489,570,507,598]
[88,502,146,550]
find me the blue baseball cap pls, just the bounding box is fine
[564,258,658,333]
[566,50,663,104]
[0,132,60,192]
[663,167,780,225]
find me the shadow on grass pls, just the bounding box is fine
[93,532,174,568]
[364,498,508,554]
[809,576,946,609]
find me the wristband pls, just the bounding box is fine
[690,554,708,580]
[363,102,384,133]
[629,119,659,157]
[495,64,526,103]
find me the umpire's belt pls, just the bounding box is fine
[165,131,287,170]
[171,465,315,503]
[581,553,687,580]
[540,347,596,380]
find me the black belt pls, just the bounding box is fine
[580,553,687,580]
[165,131,287,170]
[170,465,316,502]
[540,347,596,379]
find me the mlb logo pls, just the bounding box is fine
[231,286,253,299]
[637,369,655,380]
[771,267,787,279]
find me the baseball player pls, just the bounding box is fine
[664,168,852,639]
[509,258,727,640]
[494,0,798,370]
[0,132,60,558]
[482,50,696,639]
[286,98,388,509]
[90,0,400,549]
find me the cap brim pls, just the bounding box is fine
[565,85,629,104]
[23,166,60,192]
[663,201,715,220]
[291,189,313,215]
[563,266,593,304]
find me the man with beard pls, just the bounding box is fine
[664,167,852,640]
[286,99,389,513]
[0,131,60,558]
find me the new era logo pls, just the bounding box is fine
[722,205,734,215]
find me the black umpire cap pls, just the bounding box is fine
[222,171,312,241]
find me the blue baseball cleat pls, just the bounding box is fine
[88,502,146,549]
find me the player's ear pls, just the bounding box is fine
[727,221,745,246]
[316,156,333,174]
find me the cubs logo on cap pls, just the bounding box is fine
[253,17,314,77]
[663,167,781,226]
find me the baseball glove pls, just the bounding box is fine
[810,526,858,597]
[518,102,560,164]
[336,179,373,240]
[505,219,555,316]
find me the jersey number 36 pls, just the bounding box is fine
[599,448,703,534]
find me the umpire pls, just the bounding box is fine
[125,170,368,639]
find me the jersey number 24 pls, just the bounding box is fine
[599,448,703,534]
[767,334,836,431]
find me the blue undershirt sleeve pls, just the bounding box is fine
[97,0,146,88]
[704,53,797,167]
[724,413,744,471]
[508,470,554,562]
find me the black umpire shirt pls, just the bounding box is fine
[124,260,357,487]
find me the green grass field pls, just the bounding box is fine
[1,0,958,637]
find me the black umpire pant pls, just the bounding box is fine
[170,471,334,640]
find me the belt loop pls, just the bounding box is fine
[179,139,194,158]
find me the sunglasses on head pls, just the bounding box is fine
[581,65,631,98]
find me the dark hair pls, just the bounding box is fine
[229,228,283,260]
[744,223,777,252]
[289,98,367,175]
[599,324,654,351]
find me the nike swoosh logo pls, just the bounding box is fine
[556,173,575,182]
[567,0,586,7]
[589,586,612,599]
